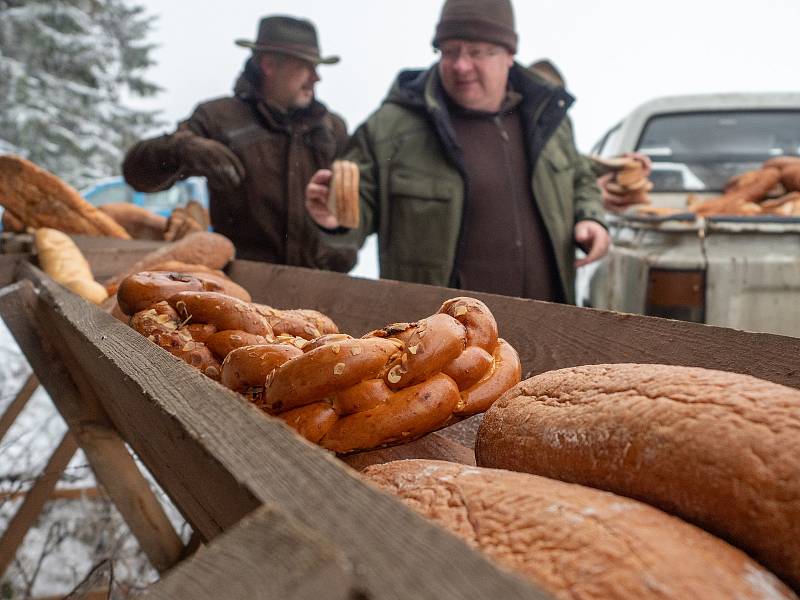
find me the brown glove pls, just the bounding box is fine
[174,134,246,190]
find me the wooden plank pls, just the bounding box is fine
[0,373,38,443]
[0,279,184,574]
[73,236,166,281]
[24,267,549,599]
[143,505,354,600]
[0,254,22,288]
[0,432,78,576]
[0,486,102,503]
[227,260,800,389]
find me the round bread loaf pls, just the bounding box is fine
[363,460,796,600]
[476,363,800,590]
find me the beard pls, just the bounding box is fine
[289,87,315,110]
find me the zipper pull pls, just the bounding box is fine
[494,116,509,142]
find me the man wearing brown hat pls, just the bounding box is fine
[306,0,608,303]
[123,15,356,271]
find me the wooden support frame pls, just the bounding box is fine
[0,279,183,575]
[0,432,78,575]
[2,251,800,597]
[0,373,38,442]
[1,267,549,599]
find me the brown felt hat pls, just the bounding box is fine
[235,15,339,65]
[433,0,518,54]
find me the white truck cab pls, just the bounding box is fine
[586,92,800,336]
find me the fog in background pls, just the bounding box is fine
[134,0,800,152]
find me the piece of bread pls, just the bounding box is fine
[762,192,800,216]
[782,164,800,192]
[476,363,800,590]
[327,160,360,229]
[0,155,130,238]
[1,208,26,233]
[98,203,167,240]
[764,156,800,170]
[220,298,520,455]
[164,205,205,242]
[35,228,108,304]
[724,167,782,201]
[363,460,797,600]
[102,231,235,295]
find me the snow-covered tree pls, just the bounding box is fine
[0,0,162,188]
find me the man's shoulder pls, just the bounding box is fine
[194,94,247,115]
[362,101,431,142]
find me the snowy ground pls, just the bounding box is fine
[0,319,182,598]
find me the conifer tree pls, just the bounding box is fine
[0,0,162,188]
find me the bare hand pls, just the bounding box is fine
[574,220,610,268]
[305,169,339,229]
[597,172,645,212]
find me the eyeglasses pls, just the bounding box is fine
[436,45,505,63]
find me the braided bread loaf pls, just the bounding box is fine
[220,297,521,454]
[120,273,340,382]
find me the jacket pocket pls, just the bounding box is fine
[387,169,457,268]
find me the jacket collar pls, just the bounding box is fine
[385,62,575,171]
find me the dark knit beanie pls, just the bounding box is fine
[433,0,517,54]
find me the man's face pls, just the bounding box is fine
[437,40,513,112]
[261,54,320,111]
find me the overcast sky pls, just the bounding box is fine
[134,0,800,152]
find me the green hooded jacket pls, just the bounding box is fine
[324,63,605,304]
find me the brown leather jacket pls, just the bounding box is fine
[122,60,356,271]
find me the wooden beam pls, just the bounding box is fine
[0,432,78,576]
[0,254,23,288]
[0,279,184,574]
[24,265,549,598]
[143,505,354,600]
[228,260,800,390]
[0,373,38,443]
[0,486,102,503]
[72,236,166,281]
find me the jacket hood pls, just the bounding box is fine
[383,62,575,118]
[384,68,431,110]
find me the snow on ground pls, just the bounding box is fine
[0,318,185,597]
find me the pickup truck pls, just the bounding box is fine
[586,92,800,336]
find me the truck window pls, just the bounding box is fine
[592,122,622,157]
[635,110,800,192]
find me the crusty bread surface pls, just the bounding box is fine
[476,363,800,590]
[0,155,130,238]
[364,459,797,600]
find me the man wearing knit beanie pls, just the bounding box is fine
[306,0,609,305]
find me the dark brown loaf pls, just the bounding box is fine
[364,460,797,600]
[476,363,800,590]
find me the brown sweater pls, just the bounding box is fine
[450,96,560,301]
